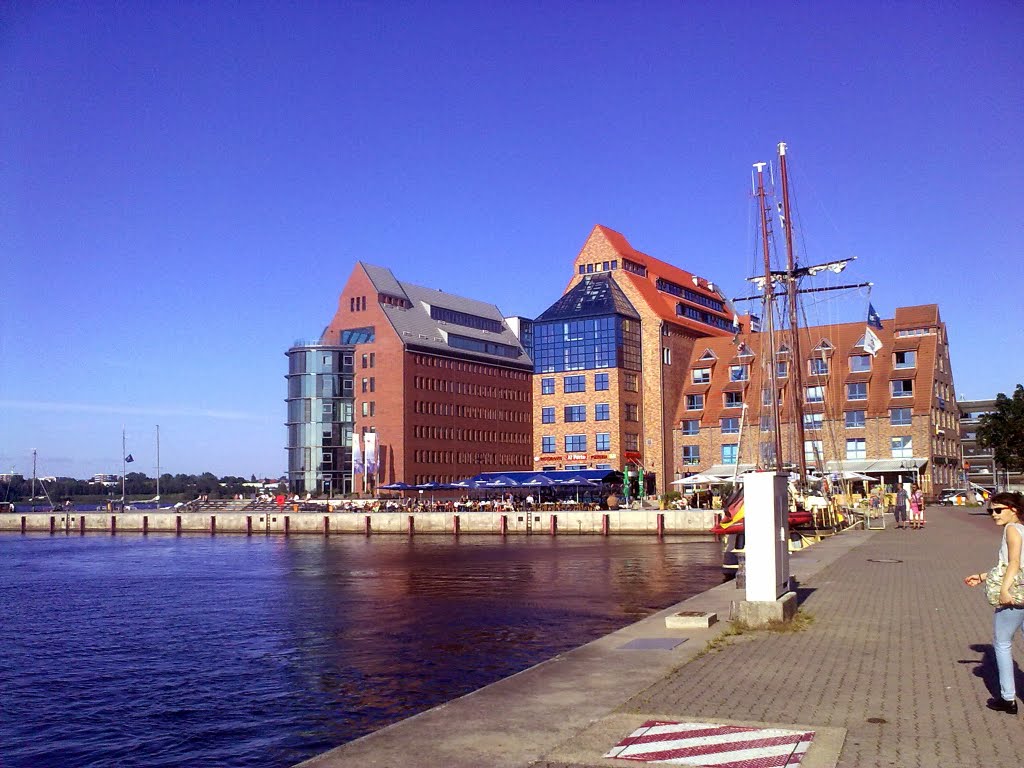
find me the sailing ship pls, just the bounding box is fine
[710,142,873,541]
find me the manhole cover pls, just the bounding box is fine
[867,558,903,563]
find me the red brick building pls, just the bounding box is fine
[676,304,960,494]
[319,263,533,490]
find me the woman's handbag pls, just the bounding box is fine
[984,563,1024,606]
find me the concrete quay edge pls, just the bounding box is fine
[295,525,871,768]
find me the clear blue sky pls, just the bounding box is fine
[3,2,1022,480]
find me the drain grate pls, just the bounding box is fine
[867,558,903,563]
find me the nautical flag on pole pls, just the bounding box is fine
[867,303,883,329]
[124,454,134,463]
[351,433,363,475]
[863,326,883,357]
[364,432,378,476]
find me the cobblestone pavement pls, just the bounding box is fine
[611,506,1023,768]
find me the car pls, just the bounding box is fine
[939,489,987,506]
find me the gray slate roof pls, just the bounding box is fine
[360,262,532,369]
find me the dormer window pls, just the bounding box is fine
[698,348,717,362]
[809,358,829,376]
[736,343,754,359]
[692,368,711,384]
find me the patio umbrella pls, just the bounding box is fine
[484,476,520,487]
[379,481,414,491]
[672,473,729,485]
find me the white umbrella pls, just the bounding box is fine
[672,473,729,485]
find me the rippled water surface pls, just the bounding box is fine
[0,533,721,767]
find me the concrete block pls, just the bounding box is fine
[730,591,797,627]
[665,611,718,630]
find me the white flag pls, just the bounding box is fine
[351,432,364,475]
[863,326,882,357]
[364,432,378,476]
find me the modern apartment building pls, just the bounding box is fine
[293,262,533,493]
[677,304,960,494]
[531,225,735,496]
[958,397,1023,492]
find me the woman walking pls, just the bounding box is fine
[894,486,908,529]
[963,491,1024,714]
[909,484,925,529]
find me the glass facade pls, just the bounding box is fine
[286,343,355,496]
[534,316,641,373]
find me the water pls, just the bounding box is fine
[0,533,722,767]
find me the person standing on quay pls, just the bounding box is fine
[963,491,1024,714]
[909,483,925,529]
[894,486,908,529]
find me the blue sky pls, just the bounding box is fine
[2,2,1022,480]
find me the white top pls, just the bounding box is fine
[997,522,1024,565]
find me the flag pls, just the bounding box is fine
[731,313,741,344]
[364,432,378,476]
[867,303,883,329]
[351,433,363,475]
[124,454,134,463]
[863,326,882,357]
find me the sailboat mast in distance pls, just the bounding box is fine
[754,161,784,471]
[778,142,809,484]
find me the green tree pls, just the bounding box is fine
[977,385,1024,475]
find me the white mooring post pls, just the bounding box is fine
[736,471,796,625]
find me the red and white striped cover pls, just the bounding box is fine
[604,720,815,767]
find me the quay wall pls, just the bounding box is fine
[0,509,717,536]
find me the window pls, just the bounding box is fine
[847,382,867,401]
[595,372,609,391]
[894,350,916,369]
[698,349,717,361]
[542,436,555,453]
[729,364,749,382]
[804,440,823,462]
[760,414,774,432]
[809,358,829,376]
[806,385,825,403]
[541,377,555,395]
[369,377,375,393]
[686,394,704,410]
[692,368,711,384]
[624,403,639,422]
[890,407,912,426]
[846,438,867,460]
[663,348,672,365]
[361,377,368,393]
[565,434,587,452]
[681,446,700,465]
[564,375,586,393]
[721,417,740,434]
[564,405,586,422]
[361,353,368,368]
[624,373,639,392]
[595,403,610,421]
[776,361,788,379]
[891,436,913,458]
[849,355,871,372]
[722,444,739,464]
[541,406,555,424]
[596,432,611,451]
[845,410,866,428]
[803,412,823,430]
[680,419,699,435]
[724,391,743,408]
[369,352,375,368]
[892,379,914,397]
[759,441,777,465]
[624,433,640,451]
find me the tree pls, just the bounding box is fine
[977,385,1024,475]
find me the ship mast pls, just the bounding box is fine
[754,162,783,472]
[778,142,809,486]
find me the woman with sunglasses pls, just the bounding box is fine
[964,491,1024,714]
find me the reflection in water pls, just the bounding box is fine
[0,533,720,767]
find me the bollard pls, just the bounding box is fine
[453,514,460,535]
[176,515,182,536]
[500,514,508,535]
[143,515,149,535]
[21,516,26,534]
[284,516,290,536]
[210,516,216,535]
[324,516,330,536]
[602,513,610,536]
[246,516,253,536]
[364,514,371,535]
[50,516,56,535]
[110,516,116,536]
[408,514,415,536]
[80,515,86,535]
[550,515,557,536]
[657,513,665,538]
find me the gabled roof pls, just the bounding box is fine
[894,304,939,329]
[535,273,640,323]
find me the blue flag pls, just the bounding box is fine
[867,303,883,329]
[125,454,134,463]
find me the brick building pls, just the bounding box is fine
[677,304,960,494]
[531,225,735,495]
[295,263,533,493]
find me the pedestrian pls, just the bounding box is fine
[894,486,908,529]
[909,483,925,529]
[963,491,1024,714]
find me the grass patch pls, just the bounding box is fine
[693,610,814,659]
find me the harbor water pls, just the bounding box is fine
[0,533,721,767]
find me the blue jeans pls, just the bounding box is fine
[993,606,1024,701]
